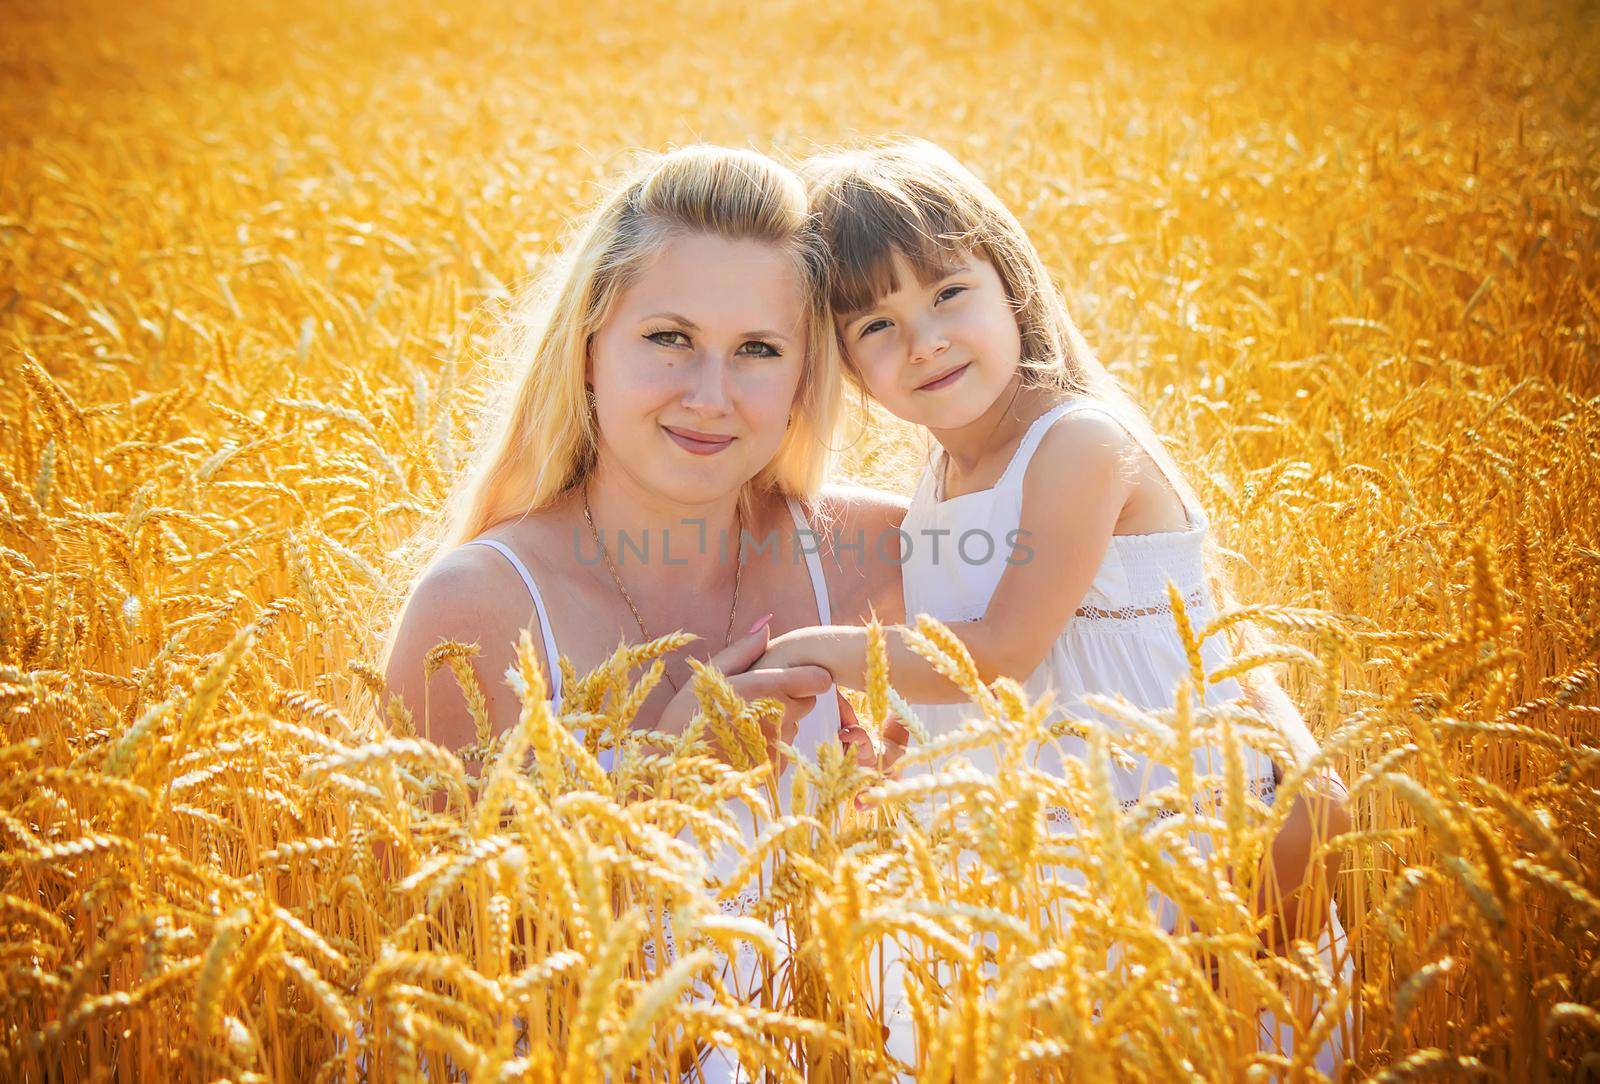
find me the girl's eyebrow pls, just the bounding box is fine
[839,263,974,325]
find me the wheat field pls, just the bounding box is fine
[2,0,1598,1079]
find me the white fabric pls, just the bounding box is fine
[465,502,855,1081]
[657,497,856,1082]
[462,537,566,707]
[899,397,1350,1074]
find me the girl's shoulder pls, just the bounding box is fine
[1025,398,1199,534]
[1023,398,1142,485]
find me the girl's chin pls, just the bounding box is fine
[913,405,989,432]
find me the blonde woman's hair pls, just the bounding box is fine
[801,138,1288,714]
[372,145,841,672]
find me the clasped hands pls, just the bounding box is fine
[653,617,909,784]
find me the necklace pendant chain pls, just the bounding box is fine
[583,485,745,694]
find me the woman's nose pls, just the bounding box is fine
[680,352,733,413]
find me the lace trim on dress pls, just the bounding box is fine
[1043,773,1278,827]
[639,885,765,966]
[1073,587,1209,628]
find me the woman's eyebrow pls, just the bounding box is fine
[644,311,699,328]
[643,312,790,342]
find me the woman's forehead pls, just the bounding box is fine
[620,233,806,333]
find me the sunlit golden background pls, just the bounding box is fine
[2,0,1597,1079]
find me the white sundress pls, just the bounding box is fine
[898,396,1352,1074]
[466,496,908,1081]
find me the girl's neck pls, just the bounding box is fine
[580,461,745,589]
[929,375,1066,476]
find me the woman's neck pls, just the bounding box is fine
[580,463,745,590]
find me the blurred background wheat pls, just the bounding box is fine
[2,0,1597,1079]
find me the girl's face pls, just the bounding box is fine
[587,232,807,506]
[836,248,1023,431]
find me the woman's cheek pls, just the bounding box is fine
[740,362,800,418]
[613,364,678,410]
[595,374,669,444]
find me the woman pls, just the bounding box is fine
[378,144,908,1077]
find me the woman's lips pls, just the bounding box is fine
[663,425,736,455]
[916,362,971,392]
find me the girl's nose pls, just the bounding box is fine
[681,352,733,414]
[908,315,951,364]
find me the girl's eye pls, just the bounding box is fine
[736,340,781,358]
[858,287,961,339]
[645,329,690,348]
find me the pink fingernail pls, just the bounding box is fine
[745,613,774,635]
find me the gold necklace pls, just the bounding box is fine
[582,484,744,693]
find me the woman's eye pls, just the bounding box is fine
[936,285,966,303]
[646,330,690,347]
[859,318,889,338]
[737,340,781,358]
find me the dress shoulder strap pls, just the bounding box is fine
[991,398,1093,492]
[784,496,832,625]
[460,538,564,705]
[998,398,1205,528]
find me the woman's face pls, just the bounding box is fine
[587,233,807,506]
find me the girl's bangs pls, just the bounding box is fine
[820,178,976,319]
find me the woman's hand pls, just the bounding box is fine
[654,615,833,766]
[838,698,912,810]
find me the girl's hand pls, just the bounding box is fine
[751,628,818,674]
[655,615,833,765]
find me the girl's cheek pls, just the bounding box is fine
[851,346,896,402]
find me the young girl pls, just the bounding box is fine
[756,138,1353,1070]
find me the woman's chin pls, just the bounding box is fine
[646,465,757,508]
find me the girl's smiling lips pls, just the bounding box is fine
[915,362,971,392]
[663,424,736,455]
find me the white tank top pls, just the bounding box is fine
[460,493,843,774]
[464,495,844,1056]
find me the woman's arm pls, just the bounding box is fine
[758,413,1133,700]
[382,547,550,778]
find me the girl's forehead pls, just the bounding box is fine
[835,246,984,317]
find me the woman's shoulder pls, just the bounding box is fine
[803,482,910,624]
[394,539,539,645]
[382,533,558,752]
[811,480,910,532]
[394,509,577,649]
